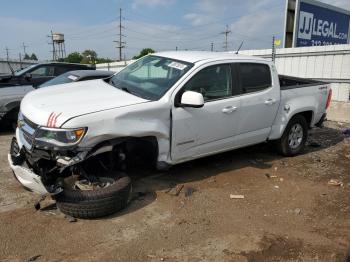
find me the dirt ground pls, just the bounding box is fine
[0,121,349,262]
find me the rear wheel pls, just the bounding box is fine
[54,172,132,219]
[276,115,308,156]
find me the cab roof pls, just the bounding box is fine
[154,51,268,64]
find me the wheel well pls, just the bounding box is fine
[88,136,159,171]
[123,137,159,166]
[4,106,19,120]
[295,111,313,128]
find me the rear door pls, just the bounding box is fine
[171,63,241,162]
[234,62,280,147]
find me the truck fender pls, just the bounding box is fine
[269,102,315,140]
[4,100,21,112]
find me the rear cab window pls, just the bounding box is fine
[238,63,272,94]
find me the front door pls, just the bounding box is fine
[26,65,55,87]
[171,63,240,163]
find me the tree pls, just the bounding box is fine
[81,50,98,64]
[133,48,155,59]
[23,54,30,60]
[30,53,38,61]
[65,52,83,63]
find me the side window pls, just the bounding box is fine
[239,63,272,93]
[182,64,232,102]
[30,66,55,77]
[54,66,70,76]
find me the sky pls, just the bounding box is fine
[0,0,350,61]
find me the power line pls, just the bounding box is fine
[221,25,232,51]
[113,8,126,61]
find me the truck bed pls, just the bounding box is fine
[279,75,325,90]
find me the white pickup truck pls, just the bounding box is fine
[8,51,331,218]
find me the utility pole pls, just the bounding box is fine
[5,47,10,61]
[22,42,28,56]
[221,25,231,51]
[211,42,214,52]
[114,8,126,61]
[19,53,23,69]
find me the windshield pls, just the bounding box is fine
[14,64,37,76]
[109,55,193,100]
[38,72,78,88]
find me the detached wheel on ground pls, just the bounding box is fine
[54,172,132,219]
[276,114,308,156]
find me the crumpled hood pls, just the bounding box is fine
[21,79,149,127]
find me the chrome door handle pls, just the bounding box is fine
[265,99,276,105]
[222,106,237,114]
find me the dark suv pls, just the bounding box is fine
[0,62,95,88]
[0,62,95,129]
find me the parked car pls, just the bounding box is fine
[0,62,95,128]
[8,51,331,218]
[38,70,114,88]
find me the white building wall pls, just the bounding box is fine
[240,44,350,102]
[96,60,136,73]
[0,59,37,74]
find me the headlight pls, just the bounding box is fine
[35,127,87,147]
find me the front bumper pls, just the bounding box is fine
[8,153,48,195]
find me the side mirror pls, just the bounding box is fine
[24,73,32,80]
[180,91,204,108]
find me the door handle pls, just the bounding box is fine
[222,106,237,114]
[264,99,276,105]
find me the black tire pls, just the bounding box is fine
[55,172,132,219]
[2,108,19,131]
[276,115,308,156]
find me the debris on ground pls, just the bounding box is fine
[34,195,47,211]
[230,194,245,199]
[343,128,350,135]
[274,185,280,189]
[184,187,196,197]
[167,184,184,196]
[294,208,302,215]
[265,173,278,179]
[27,255,41,261]
[64,215,77,223]
[328,179,344,187]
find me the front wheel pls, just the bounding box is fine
[276,115,308,156]
[54,172,132,219]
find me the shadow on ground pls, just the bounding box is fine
[105,125,347,219]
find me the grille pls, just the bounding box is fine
[19,114,37,150]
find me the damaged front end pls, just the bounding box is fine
[9,113,123,195]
